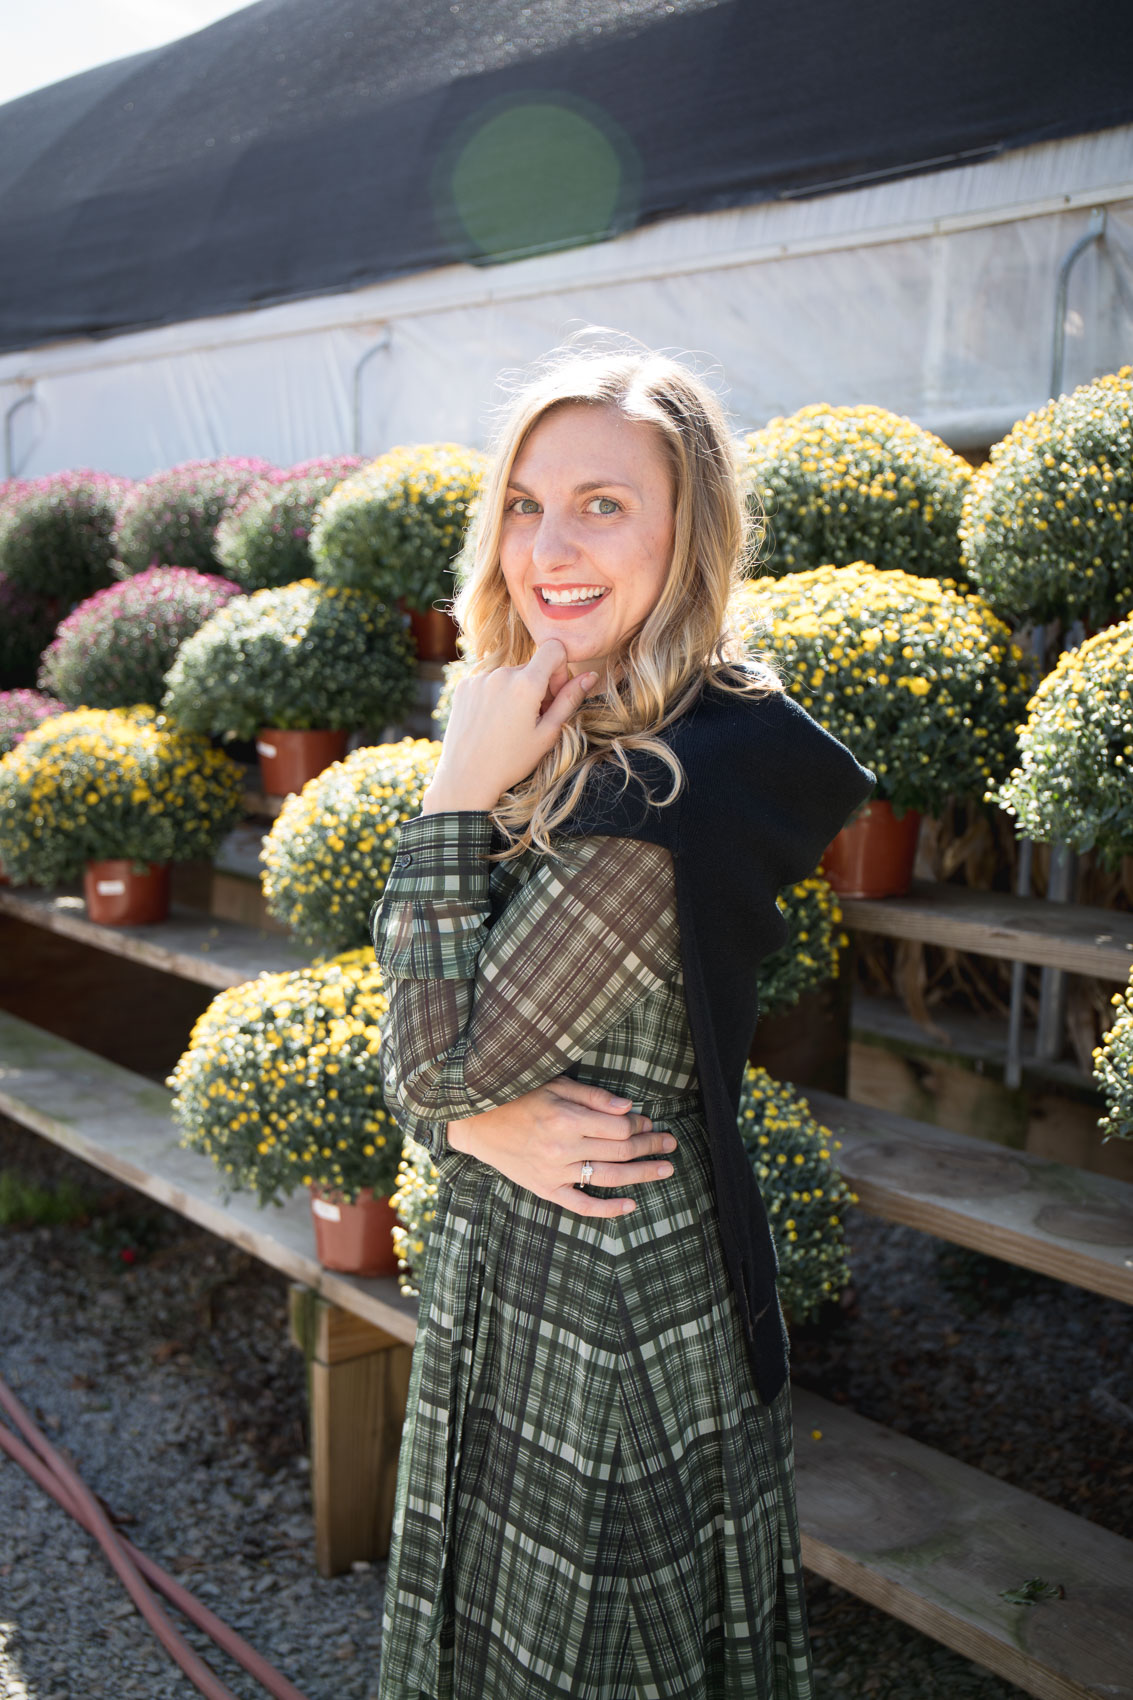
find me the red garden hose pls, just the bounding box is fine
[0,1369,313,1700]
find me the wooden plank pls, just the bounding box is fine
[839,880,1133,982]
[289,1289,412,1574]
[0,1011,418,1344]
[793,1389,1133,1700]
[242,789,286,820]
[807,1088,1133,1305]
[0,886,307,991]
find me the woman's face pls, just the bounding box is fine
[499,402,676,677]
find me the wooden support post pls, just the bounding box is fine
[289,1284,412,1577]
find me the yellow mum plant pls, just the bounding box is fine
[311,442,488,612]
[989,615,1133,868]
[169,949,401,1205]
[1094,971,1133,1142]
[0,705,243,886]
[734,564,1030,814]
[739,403,972,583]
[262,738,442,952]
[959,367,1133,627]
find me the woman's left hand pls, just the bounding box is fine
[422,640,597,814]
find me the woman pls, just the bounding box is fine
[372,346,874,1699]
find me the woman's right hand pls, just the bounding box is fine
[446,1075,678,1217]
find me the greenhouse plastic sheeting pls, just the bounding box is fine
[2,129,1132,478]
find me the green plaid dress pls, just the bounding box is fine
[371,811,813,1700]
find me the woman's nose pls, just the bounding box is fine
[530,508,579,570]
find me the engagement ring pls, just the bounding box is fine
[580,1161,594,1184]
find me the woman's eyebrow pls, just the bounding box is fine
[506,478,638,495]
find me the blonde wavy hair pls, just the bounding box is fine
[452,343,781,858]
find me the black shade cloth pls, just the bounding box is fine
[558,679,876,1403]
[1,0,1131,353]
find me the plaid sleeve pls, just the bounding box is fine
[378,834,680,1138]
[371,810,494,981]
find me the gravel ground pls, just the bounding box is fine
[2,1115,1130,1700]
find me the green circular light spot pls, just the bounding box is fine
[449,101,629,261]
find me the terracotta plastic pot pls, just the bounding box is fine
[821,800,921,899]
[308,1185,399,1277]
[255,728,348,797]
[407,606,461,664]
[83,859,171,925]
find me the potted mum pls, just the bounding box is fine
[0,470,132,605]
[262,737,441,949]
[734,564,1031,896]
[393,1064,855,1323]
[959,367,1133,630]
[311,442,487,661]
[0,690,66,884]
[161,579,417,795]
[1095,972,1133,1142]
[988,616,1133,869]
[0,689,66,757]
[738,403,972,584]
[38,567,241,709]
[214,456,364,591]
[749,874,852,1093]
[0,706,244,923]
[0,573,58,690]
[169,949,403,1276]
[112,456,274,576]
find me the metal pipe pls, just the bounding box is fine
[1004,624,1046,1090]
[1033,211,1106,1063]
[351,327,391,454]
[3,386,35,478]
[1050,206,1106,399]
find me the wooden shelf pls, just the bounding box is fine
[0,887,308,992]
[242,788,286,819]
[7,1003,1133,1687]
[808,1088,1133,1306]
[794,1388,1133,1700]
[840,881,1133,982]
[0,1011,418,1344]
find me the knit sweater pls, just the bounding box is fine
[556,676,875,1401]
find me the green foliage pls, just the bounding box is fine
[262,738,441,951]
[0,471,132,601]
[990,617,1133,867]
[0,706,244,884]
[392,1065,855,1321]
[959,368,1133,626]
[738,404,971,583]
[734,564,1030,813]
[0,1168,91,1227]
[38,567,241,710]
[311,442,488,611]
[161,579,417,739]
[169,950,402,1205]
[1094,972,1133,1141]
[214,458,363,591]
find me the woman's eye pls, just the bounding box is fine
[507,496,541,515]
[586,496,621,515]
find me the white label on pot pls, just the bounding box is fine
[312,1199,341,1222]
[256,741,277,758]
[96,880,127,896]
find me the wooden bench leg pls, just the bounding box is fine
[288,1285,412,1577]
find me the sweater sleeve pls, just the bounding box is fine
[371,812,680,1157]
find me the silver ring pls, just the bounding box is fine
[580,1161,594,1185]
